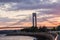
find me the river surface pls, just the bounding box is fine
[0,35,60,40]
[57,35,60,40]
[0,36,36,40]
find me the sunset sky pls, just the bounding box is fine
[0,0,60,29]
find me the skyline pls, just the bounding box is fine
[0,0,60,28]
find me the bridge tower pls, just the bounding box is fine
[32,13,37,27]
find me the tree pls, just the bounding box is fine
[56,25,60,31]
[51,27,56,31]
[21,26,38,32]
[39,26,48,32]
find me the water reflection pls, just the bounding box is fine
[0,36,36,40]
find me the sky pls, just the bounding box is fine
[0,0,60,30]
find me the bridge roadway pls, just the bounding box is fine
[0,27,29,29]
[6,32,58,40]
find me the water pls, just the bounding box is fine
[0,35,60,40]
[57,35,60,40]
[0,36,36,40]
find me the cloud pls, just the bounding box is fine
[16,15,27,17]
[0,0,60,11]
[39,9,60,15]
[0,0,21,2]
[0,17,17,22]
[0,0,60,27]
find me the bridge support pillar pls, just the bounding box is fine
[32,13,37,27]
